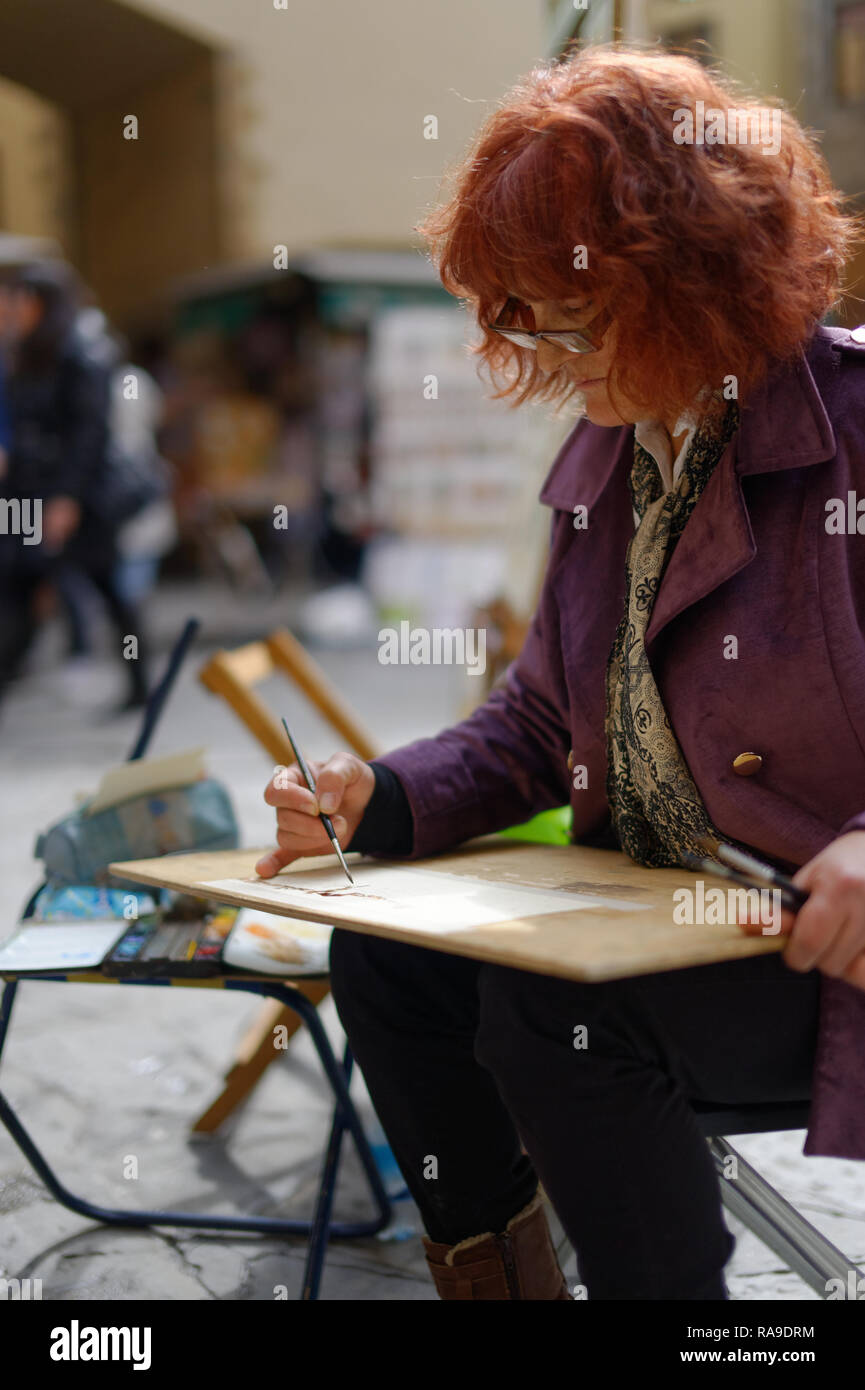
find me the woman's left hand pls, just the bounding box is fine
[739,831,865,990]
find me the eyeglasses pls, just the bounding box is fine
[487,296,609,354]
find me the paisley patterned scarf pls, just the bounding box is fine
[605,398,740,868]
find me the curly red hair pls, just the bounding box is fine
[417,45,862,422]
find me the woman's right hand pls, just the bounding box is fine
[255,753,376,878]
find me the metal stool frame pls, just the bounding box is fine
[693,1101,863,1298]
[0,972,391,1301]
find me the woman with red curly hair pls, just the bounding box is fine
[260,48,865,1300]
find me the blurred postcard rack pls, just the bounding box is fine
[166,249,566,632]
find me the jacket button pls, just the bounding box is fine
[732,752,763,777]
[567,749,575,773]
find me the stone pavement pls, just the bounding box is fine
[0,582,862,1300]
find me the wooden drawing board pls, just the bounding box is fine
[110,837,785,983]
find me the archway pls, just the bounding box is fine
[0,0,223,332]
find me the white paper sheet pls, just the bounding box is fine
[0,921,126,972]
[201,864,648,936]
[86,747,207,814]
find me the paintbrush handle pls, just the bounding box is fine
[281,718,354,883]
[684,852,806,913]
[281,718,331,834]
[282,720,315,793]
[715,842,808,908]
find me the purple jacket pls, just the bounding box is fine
[375,323,865,1160]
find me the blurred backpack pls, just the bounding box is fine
[35,777,238,892]
[93,363,171,526]
[74,309,170,527]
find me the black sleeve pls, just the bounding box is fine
[347,761,414,857]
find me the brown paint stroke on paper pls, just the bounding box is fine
[248,877,390,903]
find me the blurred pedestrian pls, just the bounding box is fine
[0,288,10,475]
[0,261,151,710]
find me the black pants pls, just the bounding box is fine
[329,931,821,1300]
[0,555,148,702]
[72,561,149,701]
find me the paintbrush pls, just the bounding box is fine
[691,835,809,911]
[281,718,355,886]
[680,851,804,914]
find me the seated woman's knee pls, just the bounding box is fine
[474,964,622,1075]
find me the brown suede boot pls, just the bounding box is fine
[422,1194,572,1300]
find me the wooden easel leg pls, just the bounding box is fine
[191,983,333,1134]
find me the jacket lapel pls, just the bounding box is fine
[646,343,837,651]
[539,333,840,657]
[644,438,755,652]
